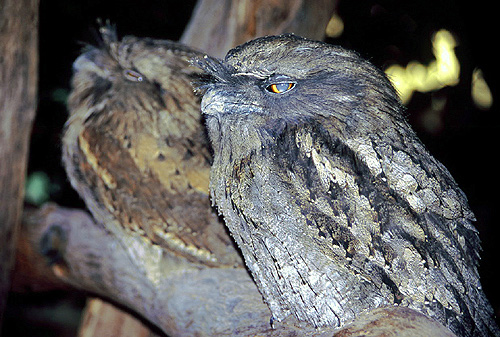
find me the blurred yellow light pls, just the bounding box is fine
[471,68,493,110]
[385,29,460,104]
[326,13,344,38]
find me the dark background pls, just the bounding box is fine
[3,0,497,335]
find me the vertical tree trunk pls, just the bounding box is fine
[0,0,39,326]
[180,0,336,58]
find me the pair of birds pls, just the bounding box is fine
[63,26,499,336]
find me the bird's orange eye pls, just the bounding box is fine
[266,82,295,94]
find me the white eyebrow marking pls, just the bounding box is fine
[232,70,270,79]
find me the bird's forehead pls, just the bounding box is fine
[224,35,357,76]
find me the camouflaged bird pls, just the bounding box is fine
[195,34,499,336]
[62,26,242,270]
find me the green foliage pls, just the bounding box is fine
[25,171,51,205]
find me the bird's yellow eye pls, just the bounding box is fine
[266,82,295,94]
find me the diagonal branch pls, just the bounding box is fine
[17,203,456,336]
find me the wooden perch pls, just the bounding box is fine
[19,204,329,336]
[16,203,456,337]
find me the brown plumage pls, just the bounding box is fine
[62,26,242,269]
[195,34,499,336]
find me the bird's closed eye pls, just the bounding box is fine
[123,69,144,82]
[266,82,296,94]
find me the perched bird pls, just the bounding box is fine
[62,25,242,270]
[195,34,499,336]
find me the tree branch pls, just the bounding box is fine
[17,203,456,336]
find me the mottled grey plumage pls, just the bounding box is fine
[195,34,499,336]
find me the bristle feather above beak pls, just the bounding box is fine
[190,54,237,94]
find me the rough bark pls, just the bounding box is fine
[16,203,456,336]
[20,204,334,336]
[0,0,38,325]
